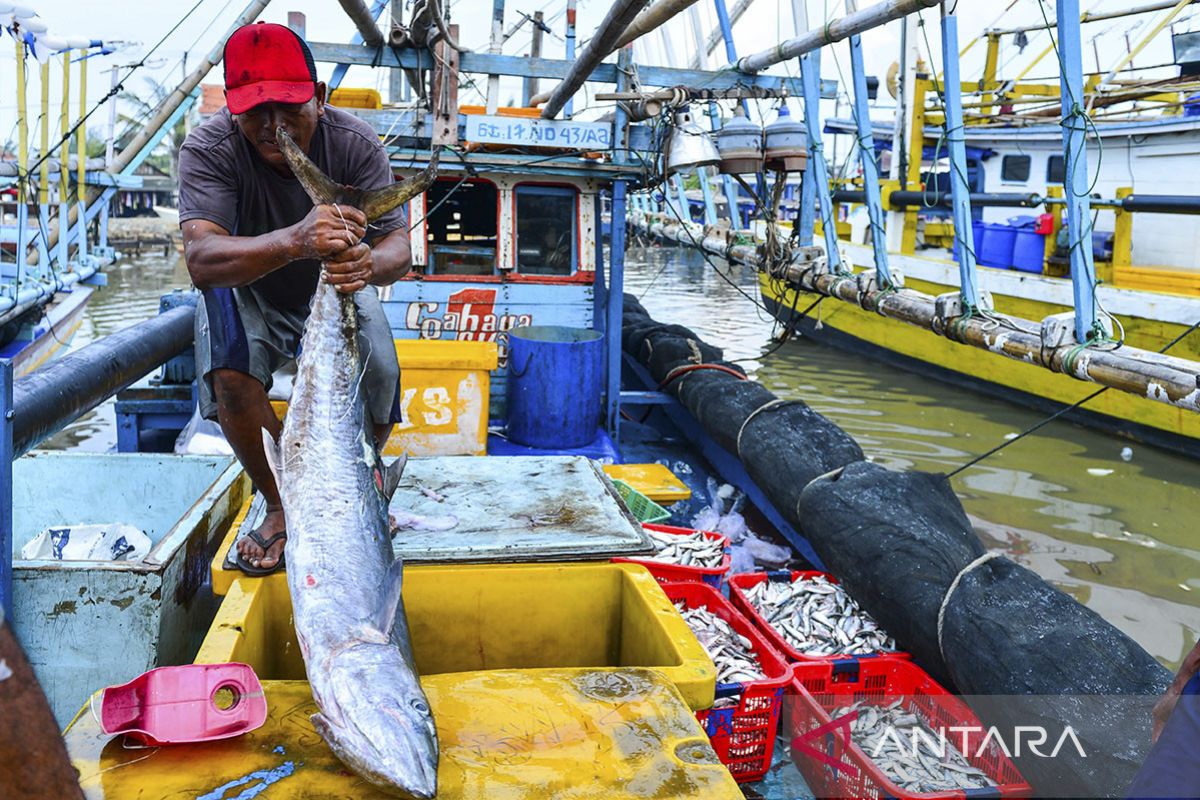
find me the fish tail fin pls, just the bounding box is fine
[360,153,441,223]
[276,128,341,205]
[261,428,282,488]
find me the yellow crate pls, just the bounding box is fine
[264,340,497,457]
[65,672,741,799]
[328,86,382,108]
[385,339,498,457]
[198,563,716,711]
[604,463,692,503]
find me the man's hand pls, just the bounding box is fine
[323,242,374,294]
[1153,639,1200,743]
[293,204,367,261]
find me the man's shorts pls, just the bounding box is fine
[195,285,402,427]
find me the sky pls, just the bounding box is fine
[1,0,1195,159]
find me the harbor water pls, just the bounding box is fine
[44,242,1200,670]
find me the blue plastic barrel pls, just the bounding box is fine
[978,222,1017,268]
[505,325,604,449]
[953,223,986,263]
[1011,229,1045,273]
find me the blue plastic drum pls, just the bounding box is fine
[978,223,1017,269]
[505,325,604,449]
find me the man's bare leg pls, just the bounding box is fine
[212,369,287,570]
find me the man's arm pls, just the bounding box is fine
[182,204,368,290]
[1153,639,1200,742]
[323,225,412,294]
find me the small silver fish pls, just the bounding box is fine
[745,575,898,656]
[831,700,997,793]
[644,529,724,569]
[673,601,766,685]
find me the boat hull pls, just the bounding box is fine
[758,247,1200,456]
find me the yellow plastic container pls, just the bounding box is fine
[328,86,382,109]
[604,463,693,503]
[383,339,498,457]
[197,563,716,711]
[65,671,741,799]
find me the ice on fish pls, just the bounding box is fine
[744,574,898,657]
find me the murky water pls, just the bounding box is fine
[624,244,1200,671]
[44,244,1200,669]
[38,249,192,452]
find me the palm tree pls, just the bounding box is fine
[116,75,199,184]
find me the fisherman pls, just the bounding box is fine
[1127,638,1200,798]
[178,22,411,575]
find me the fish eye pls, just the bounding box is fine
[411,698,429,715]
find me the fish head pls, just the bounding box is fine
[314,642,439,798]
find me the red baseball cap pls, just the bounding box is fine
[223,22,318,115]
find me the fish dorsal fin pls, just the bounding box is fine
[261,428,282,487]
[382,454,408,502]
[375,558,405,636]
[276,127,342,206]
[360,153,441,223]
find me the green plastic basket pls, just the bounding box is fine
[611,479,671,524]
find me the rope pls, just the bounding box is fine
[936,551,1003,663]
[658,362,748,389]
[735,398,797,460]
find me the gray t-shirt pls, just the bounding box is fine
[178,105,406,310]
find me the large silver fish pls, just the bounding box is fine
[263,128,439,798]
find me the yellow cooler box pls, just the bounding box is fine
[383,339,498,457]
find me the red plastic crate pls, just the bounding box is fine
[662,581,790,783]
[729,570,910,664]
[613,524,731,588]
[788,659,1032,799]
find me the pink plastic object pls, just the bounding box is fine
[99,662,268,745]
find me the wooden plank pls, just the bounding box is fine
[430,25,460,147]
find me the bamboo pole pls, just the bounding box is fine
[38,61,50,207]
[58,50,71,267]
[613,0,701,50]
[734,0,940,73]
[77,52,87,203]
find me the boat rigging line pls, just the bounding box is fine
[19,0,210,182]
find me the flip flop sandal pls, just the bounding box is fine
[234,529,287,576]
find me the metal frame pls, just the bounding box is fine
[800,49,844,271]
[1055,0,1101,342]
[1,359,11,620]
[848,34,893,286]
[939,8,981,310]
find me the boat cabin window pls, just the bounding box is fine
[1046,155,1065,184]
[425,179,498,276]
[1001,155,1031,183]
[515,185,577,275]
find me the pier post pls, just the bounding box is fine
[938,6,981,310]
[1,359,12,620]
[76,53,88,262]
[59,49,72,270]
[1055,0,1100,342]
[848,31,893,286]
[606,180,628,441]
[799,49,844,271]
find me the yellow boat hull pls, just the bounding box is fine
[758,270,1200,454]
